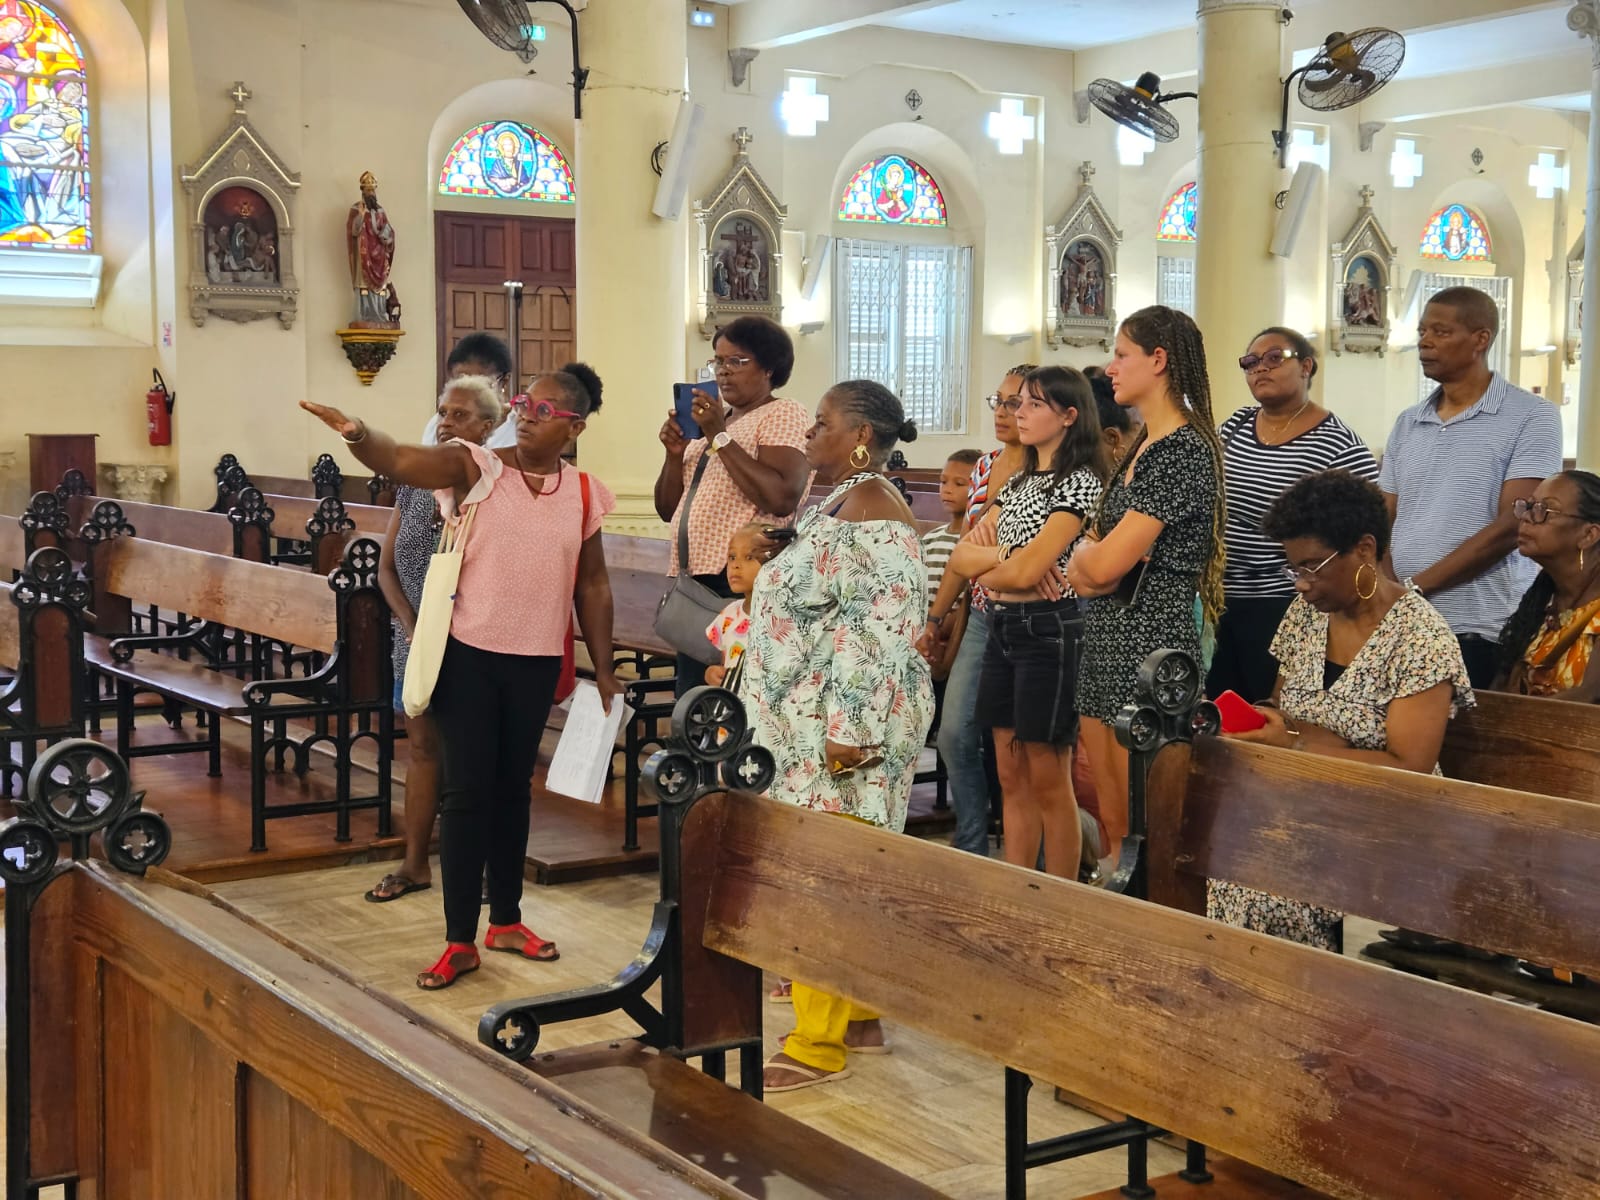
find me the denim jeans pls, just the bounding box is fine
[937,605,992,855]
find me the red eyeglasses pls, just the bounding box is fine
[510,395,581,422]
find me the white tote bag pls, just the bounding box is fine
[401,503,477,718]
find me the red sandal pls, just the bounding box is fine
[417,942,480,990]
[485,922,560,962]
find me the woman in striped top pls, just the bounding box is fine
[1208,327,1379,703]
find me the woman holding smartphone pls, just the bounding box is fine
[655,317,812,692]
[1067,306,1225,862]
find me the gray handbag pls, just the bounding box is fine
[654,452,726,665]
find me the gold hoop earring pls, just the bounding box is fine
[1583,546,1587,572]
[850,444,871,469]
[1355,562,1377,601]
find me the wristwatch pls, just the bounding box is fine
[708,431,733,455]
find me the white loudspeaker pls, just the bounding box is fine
[1269,162,1322,258]
[651,100,706,220]
[799,234,832,301]
[1397,270,1426,325]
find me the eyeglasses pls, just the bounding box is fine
[708,355,755,373]
[986,393,1023,413]
[510,395,581,422]
[1239,348,1302,373]
[1513,498,1579,525]
[1280,547,1340,584]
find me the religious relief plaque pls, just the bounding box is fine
[1045,162,1121,350]
[696,127,786,337]
[179,82,301,329]
[1329,185,1397,356]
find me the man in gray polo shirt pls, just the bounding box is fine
[1380,286,1563,687]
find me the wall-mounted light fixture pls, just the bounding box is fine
[690,6,715,27]
[1004,332,1031,345]
[799,321,824,336]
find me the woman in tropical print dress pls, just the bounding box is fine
[743,378,934,1094]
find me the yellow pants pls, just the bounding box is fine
[782,811,878,1074]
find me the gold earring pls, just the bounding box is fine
[1583,546,1587,572]
[1355,562,1377,601]
[850,444,871,469]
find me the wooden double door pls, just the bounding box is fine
[434,212,576,390]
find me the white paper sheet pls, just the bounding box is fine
[545,681,632,805]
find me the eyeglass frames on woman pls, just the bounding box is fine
[986,393,1023,413]
[510,395,582,422]
[1280,547,1341,584]
[706,355,755,373]
[1513,498,1579,525]
[1238,348,1302,373]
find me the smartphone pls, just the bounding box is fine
[671,381,719,441]
[1214,690,1268,734]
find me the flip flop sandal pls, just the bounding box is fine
[417,943,479,991]
[778,1031,893,1056]
[486,922,560,962]
[365,874,432,903]
[762,1056,852,1093]
[768,980,793,1004]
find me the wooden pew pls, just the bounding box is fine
[1440,688,1600,801]
[0,546,87,794]
[257,492,390,573]
[63,491,272,562]
[210,452,395,511]
[2,747,745,1199]
[482,695,1600,1200]
[83,530,393,851]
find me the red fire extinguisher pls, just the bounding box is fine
[146,369,174,446]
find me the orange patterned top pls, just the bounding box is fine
[1511,597,1600,697]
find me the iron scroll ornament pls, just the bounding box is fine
[480,686,774,1066]
[0,739,172,886]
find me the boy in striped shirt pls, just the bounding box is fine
[922,450,982,679]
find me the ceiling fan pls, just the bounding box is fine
[1085,72,1197,144]
[1276,28,1406,165]
[456,0,590,119]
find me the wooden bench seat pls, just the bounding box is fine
[85,529,393,851]
[534,1042,948,1198]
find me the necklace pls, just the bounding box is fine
[516,457,564,500]
[1260,399,1311,441]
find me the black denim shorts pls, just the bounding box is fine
[974,598,1083,745]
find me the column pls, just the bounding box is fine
[574,0,689,532]
[1570,2,1600,469]
[1194,0,1288,418]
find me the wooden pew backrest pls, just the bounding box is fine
[68,494,236,557]
[1440,688,1600,801]
[699,791,1600,1200]
[1147,735,1600,979]
[0,515,23,573]
[261,493,391,540]
[101,538,336,653]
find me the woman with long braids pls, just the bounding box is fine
[1495,470,1600,700]
[745,379,934,1093]
[1067,306,1225,860]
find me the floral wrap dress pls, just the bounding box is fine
[743,474,935,832]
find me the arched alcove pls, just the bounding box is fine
[1415,177,1526,361]
[827,122,984,240]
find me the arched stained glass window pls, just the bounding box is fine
[438,121,575,204]
[1157,182,1197,242]
[0,1,91,250]
[838,154,947,227]
[1419,203,1491,262]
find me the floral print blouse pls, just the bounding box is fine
[743,475,935,831]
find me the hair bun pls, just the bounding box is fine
[899,420,919,444]
[560,361,603,413]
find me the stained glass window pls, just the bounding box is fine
[1157,182,1197,242]
[438,121,575,204]
[0,1,91,250]
[1420,203,1491,262]
[838,155,947,227]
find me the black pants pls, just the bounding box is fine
[1206,595,1295,703]
[1457,633,1500,690]
[431,637,561,944]
[674,570,736,696]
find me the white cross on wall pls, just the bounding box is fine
[986,97,1035,156]
[1389,138,1423,189]
[781,77,830,138]
[1529,151,1568,200]
[1287,128,1329,172]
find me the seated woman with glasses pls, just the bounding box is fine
[1213,469,1474,950]
[655,316,812,692]
[1495,470,1600,700]
[1210,327,1378,704]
